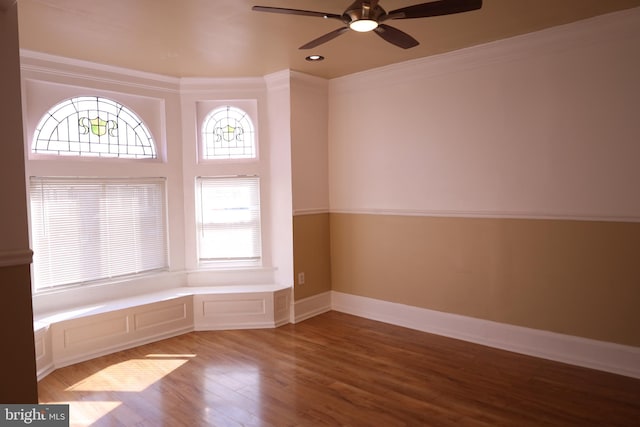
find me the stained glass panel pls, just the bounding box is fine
[202,106,255,159]
[32,96,157,159]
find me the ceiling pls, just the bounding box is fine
[16,0,640,79]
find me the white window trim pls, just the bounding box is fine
[29,176,169,293]
[195,175,263,268]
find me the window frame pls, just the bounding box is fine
[196,100,259,164]
[24,86,171,296]
[31,96,158,160]
[29,176,170,295]
[23,82,167,164]
[195,175,263,268]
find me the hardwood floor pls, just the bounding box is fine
[38,311,640,426]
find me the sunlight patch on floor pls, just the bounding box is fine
[66,355,194,392]
[67,401,122,427]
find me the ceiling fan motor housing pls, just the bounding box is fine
[343,0,386,25]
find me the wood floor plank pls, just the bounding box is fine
[38,311,640,426]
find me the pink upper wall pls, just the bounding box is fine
[328,8,640,222]
[291,72,330,215]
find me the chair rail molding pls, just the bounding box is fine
[0,249,33,267]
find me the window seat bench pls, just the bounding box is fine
[33,284,291,380]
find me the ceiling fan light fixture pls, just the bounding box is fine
[253,0,484,49]
[349,19,378,32]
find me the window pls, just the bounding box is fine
[29,177,168,291]
[196,176,261,265]
[201,106,255,159]
[28,94,166,292]
[32,96,156,159]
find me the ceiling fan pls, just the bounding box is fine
[252,0,483,49]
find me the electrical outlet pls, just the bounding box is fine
[297,272,305,285]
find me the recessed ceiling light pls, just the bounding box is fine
[305,55,325,62]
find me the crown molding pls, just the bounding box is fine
[263,69,292,92]
[20,49,181,93]
[19,50,271,96]
[179,76,266,94]
[331,7,640,93]
[290,71,328,89]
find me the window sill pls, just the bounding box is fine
[32,267,280,318]
[33,282,290,331]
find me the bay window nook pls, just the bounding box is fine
[22,59,295,379]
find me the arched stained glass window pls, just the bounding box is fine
[202,106,255,159]
[32,96,157,159]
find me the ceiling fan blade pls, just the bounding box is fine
[252,6,343,21]
[386,0,482,20]
[374,24,419,49]
[300,27,350,49]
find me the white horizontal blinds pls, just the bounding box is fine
[197,176,262,263]
[30,177,168,291]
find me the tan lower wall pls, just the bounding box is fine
[293,213,332,300]
[330,213,640,347]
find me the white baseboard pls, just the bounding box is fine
[37,364,55,382]
[193,321,279,331]
[293,291,332,323]
[331,291,640,379]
